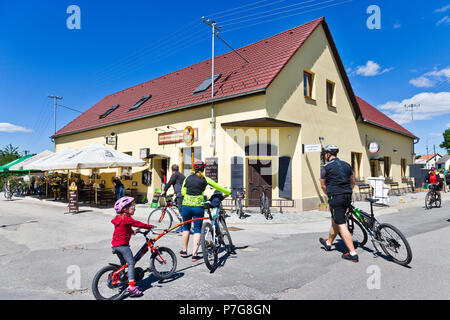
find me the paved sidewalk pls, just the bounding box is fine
[7,190,448,236]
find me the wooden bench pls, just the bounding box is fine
[356,183,372,200]
[387,181,401,196]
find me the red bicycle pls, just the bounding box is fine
[91,228,177,300]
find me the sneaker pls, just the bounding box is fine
[319,238,332,251]
[191,255,202,262]
[341,252,359,263]
[127,285,143,297]
[179,250,188,258]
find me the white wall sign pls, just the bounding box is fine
[303,144,322,153]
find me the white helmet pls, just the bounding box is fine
[324,145,339,155]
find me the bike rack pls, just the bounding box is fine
[223,198,296,213]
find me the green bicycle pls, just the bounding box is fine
[344,198,412,266]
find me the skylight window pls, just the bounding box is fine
[193,74,222,94]
[129,95,152,111]
[99,104,119,119]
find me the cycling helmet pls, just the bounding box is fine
[324,144,339,155]
[114,196,135,214]
[193,160,205,172]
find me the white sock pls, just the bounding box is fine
[326,240,332,246]
[350,251,357,256]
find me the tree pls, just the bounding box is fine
[440,129,450,154]
[0,144,20,166]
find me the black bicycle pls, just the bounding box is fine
[345,198,412,266]
[425,184,441,209]
[233,188,246,219]
[252,185,272,220]
[200,194,234,272]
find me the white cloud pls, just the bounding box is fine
[409,66,450,88]
[409,76,435,87]
[0,122,33,133]
[355,60,393,77]
[435,5,450,13]
[436,15,450,26]
[377,92,450,125]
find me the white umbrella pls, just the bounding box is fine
[23,148,75,171]
[44,143,145,170]
[9,150,53,171]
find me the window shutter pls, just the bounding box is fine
[230,156,244,198]
[278,156,292,198]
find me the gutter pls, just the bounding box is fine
[52,88,266,139]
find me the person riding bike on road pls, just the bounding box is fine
[319,145,358,262]
[425,167,443,199]
[111,196,154,297]
[180,160,230,262]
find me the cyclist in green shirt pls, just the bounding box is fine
[180,160,230,262]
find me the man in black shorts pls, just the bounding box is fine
[319,145,358,262]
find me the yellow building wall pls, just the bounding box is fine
[55,94,267,200]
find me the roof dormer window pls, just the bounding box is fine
[99,104,119,119]
[129,95,152,111]
[193,74,221,94]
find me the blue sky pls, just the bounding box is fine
[0,0,449,157]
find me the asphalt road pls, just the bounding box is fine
[0,194,449,300]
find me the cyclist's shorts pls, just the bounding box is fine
[328,194,352,225]
[181,205,204,233]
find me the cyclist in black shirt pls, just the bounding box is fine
[319,145,358,262]
[162,164,185,209]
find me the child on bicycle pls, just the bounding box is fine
[111,196,154,297]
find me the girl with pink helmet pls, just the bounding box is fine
[111,196,154,297]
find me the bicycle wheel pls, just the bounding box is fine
[376,223,412,266]
[346,216,368,247]
[425,191,433,209]
[218,217,234,254]
[236,198,244,219]
[150,247,177,280]
[264,196,272,220]
[201,222,218,271]
[435,195,441,208]
[259,192,265,215]
[147,208,173,234]
[91,265,128,300]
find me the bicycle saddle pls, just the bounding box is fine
[366,198,380,203]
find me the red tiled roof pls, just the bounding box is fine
[417,154,439,162]
[55,18,325,137]
[356,96,416,139]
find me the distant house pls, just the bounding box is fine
[415,153,442,169]
[436,154,450,171]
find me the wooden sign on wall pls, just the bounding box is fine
[158,128,198,145]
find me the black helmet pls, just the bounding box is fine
[324,145,339,155]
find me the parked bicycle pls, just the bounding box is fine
[344,198,412,266]
[425,184,441,209]
[200,193,234,272]
[147,194,183,234]
[233,188,246,219]
[251,185,272,220]
[91,228,177,300]
[2,183,13,200]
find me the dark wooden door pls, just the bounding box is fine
[247,160,272,207]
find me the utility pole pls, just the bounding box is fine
[48,95,63,149]
[202,17,221,151]
[405,103,420,163]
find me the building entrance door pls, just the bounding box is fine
[247,160,272,207]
